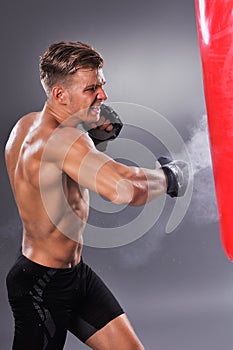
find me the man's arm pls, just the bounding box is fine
[47,127,167,206]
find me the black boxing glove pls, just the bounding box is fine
[88,104,123,151]
[158,156,189,197]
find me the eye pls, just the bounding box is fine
[88,87,97,92]
[85,85,98,92]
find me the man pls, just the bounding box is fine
[5,41,188,349]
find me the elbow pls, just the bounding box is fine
[112,179,148,206]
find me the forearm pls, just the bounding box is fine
[100,163,167,206]
[131,167,167,206]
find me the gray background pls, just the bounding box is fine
[1,0,233,349]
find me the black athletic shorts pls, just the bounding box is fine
[6,255,124,350]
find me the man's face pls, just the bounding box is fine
[66,67,108,124]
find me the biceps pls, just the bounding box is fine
[62,146,130,202]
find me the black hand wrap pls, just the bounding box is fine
[158,156,189,197]
[88,104,123,151]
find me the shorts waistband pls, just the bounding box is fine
[19,254,83,271]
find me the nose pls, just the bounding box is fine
[97,87,108,101]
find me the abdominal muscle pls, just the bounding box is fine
[22,174,90,268]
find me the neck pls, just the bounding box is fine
[43,101,82,127]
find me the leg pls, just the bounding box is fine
[6,255,70,350]
[8,295,68,350]
[85,313,144,350]
[68,261,144,349]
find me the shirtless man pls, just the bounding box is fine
[5,41,188,350]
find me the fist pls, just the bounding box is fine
[158,156,189,197]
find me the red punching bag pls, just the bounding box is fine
[195,0,233,261]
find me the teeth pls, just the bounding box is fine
[90,106,100,115]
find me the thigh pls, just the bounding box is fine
[85,313,144,350]
[6,256,69,350]
[69,262,124,343]
[8,294,68,350]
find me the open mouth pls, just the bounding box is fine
[89,105,101,113]
[88,105,101,118]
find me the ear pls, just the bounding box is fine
[52,86,68,105]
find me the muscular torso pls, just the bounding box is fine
[5,108,89,268]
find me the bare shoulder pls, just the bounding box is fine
[5,112,40,188]
[50,125,93,147]
[5,112,38,153]
[43,126,96,164]
[8,111,38,132]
